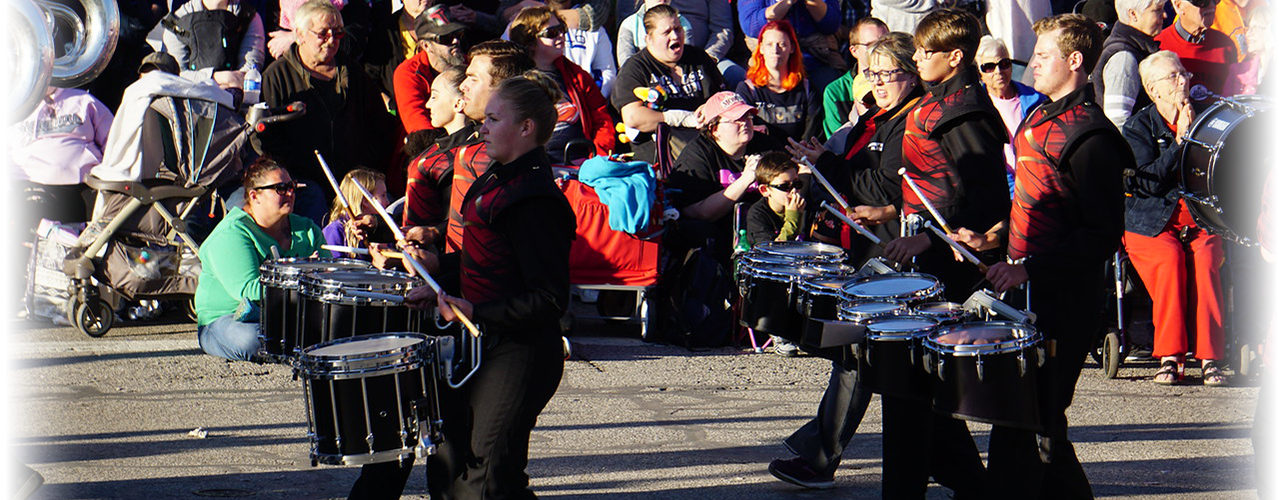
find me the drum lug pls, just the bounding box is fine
[922,352,933,374]
[1037,347,1047,367]
[976,356,985,382]
[1018,352,1027,377]
[936,358,945,382]
[366,433,375,450]
[1182,135,1218,153]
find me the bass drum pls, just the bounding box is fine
[1180,95,1273,245]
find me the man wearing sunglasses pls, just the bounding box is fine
[256,0,396,224]
[394,5,471,133]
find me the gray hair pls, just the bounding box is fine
[976,35,1010,59]
[1115,0,1166,22]
[295,0,341,32]
[1137,50,1184,87]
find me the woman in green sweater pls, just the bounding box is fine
[195,158,329,361]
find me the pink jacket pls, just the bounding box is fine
[10,88,114,185]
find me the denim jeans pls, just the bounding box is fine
[197,314,261,361]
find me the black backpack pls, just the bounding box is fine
[162,3,257,71]
[655,247,735,349]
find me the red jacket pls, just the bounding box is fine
[393,50,438,133]
[554,57,615,157]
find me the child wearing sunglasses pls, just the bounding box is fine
[744,151,809,356]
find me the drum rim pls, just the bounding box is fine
[840,272,942,300]
[753,240,847,260]
[837,300,908,320]
[298,332,432,376]
[260,257,372,279]
[862,314,939,340]
[299,268,421,304]
[1178,94,1273,244]
[740,262,826,279]
[924,320,1042,355]
[312,446,423,466]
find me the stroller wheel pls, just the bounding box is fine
[76,299,115,337]
[184,298,198,323]
[1101,329,1122,379]
[1239,343,1258,378]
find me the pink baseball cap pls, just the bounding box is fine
[702,91,757,123]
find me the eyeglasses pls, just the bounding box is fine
[717,116,751,127]
[979,58,1013,73]
[866,68,907,83]
[432,32,465,46]
[1153,71,1193,85]
[538,24,567,39]
[769,180,804,192]
[307,27,346,42]
[252,181,301,195]
[917,47,949,58]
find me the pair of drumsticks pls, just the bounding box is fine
[316,151,482,338]
[793,155,989,273]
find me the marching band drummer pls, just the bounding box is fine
[352,72,576,500]
[194,158,330,361]
[970,14,1130,499]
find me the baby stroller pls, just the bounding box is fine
[60,72,299,336]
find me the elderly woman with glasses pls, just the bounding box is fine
[1122,50,1227,386]
[508,5,615,163]
[976,35,1047,198]
[194,158,329,361]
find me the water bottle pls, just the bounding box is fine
[734,229,751,255]
[243,64,262,106]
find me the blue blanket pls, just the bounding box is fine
[578,156,656,234]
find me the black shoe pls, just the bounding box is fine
[768,457,835,489]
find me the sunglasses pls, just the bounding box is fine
[769,180,804,192]
[308,27,346,42]
[979,58,1013,73]
[538,24,567,39]
[433,31,465,46]
[252,181,301,195]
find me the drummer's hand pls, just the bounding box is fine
[403,225,439,247]
[369,242,393,270]
[351,214,378,241]
[398,244,439,277]
[985,262,1029,293]
[785,137,825,167]
[404,285,438,310]
[883,234,931,263]
[1174,100,1195,144]
[851,204,896,225]
[437,293,474,322]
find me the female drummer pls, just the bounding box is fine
[1122,50,1227,386]
[194,157,329,361]
[348,72,576,500]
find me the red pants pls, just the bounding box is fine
[1123,202,1225,361]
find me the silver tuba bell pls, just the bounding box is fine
[7,0,120,123]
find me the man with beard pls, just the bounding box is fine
[395,6,471,133]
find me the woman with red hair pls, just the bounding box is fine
[736,20,823,139]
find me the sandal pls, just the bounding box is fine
[1153,359,1183,385]
[1202,361,1228,387]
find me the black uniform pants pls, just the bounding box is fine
[881,394,987,499]
[986,272,1105,500]
[784,358,873,476]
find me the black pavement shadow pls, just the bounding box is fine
[15,348,205,369]
[20,423,308,464]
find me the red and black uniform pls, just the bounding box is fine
[881,67,1006,500]
[403,124,479,250]
[446,135,492,253]
[1155,22,1238,104]
[986,85,1128,500]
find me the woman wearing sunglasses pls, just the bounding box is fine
[976,35,1047,198]
[194,158,329,361]
[508,5,615,163]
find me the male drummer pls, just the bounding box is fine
[876,8,1008,499]
[976,14,1129,499]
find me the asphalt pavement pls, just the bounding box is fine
[11,306,1264,500]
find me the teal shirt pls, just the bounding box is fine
[194,206,330,325]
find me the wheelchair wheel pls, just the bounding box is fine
[75,299,114,337]
[639,294,658,343]
[1101,329,1122,379]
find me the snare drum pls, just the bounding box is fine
[296,269,425,356]
[913,302,969,325]
[738,261,824,339]
[796,276,861,356]
[259,258,372,363]
[859,315,940,400]
[840,273,943,306]
[1180,95,1273,245]
[297,333,442,465]
[751,240,846,263]
[924,321,1044,430]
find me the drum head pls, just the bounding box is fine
[810,261,856,276]
[743,262,823,280]
[261,257,371,285]
[308,335,423,357]
[928,322,1040,354]
[863,315,938,338]
[839,300,907,320]
[312,270,417,286]
[1180,95,1273,244]
[915,302,966,317]
[799,276,854,296]
[842,273,941,301]
[753,241,846,262]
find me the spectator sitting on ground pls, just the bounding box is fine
[394,6,471,133]
[1227,4,1271,94]
[822,16,887,139]
[612,4,727,164]
[509,5,616,162]
[1093,0,1168,128]
[737,20,822,140]
[976,35,1047,197]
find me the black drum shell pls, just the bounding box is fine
[858,315,938,401]
[797,279,857,363]
[259,258,372,362]
[1179,95,1272,244]
[296,299,426,355]
[927,345,1042,431]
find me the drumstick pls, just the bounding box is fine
[315,151,357,222]
[321,244,404,260]
[350,179,482,338]
[821,201,883,247]
[898,167,954,234]
[793,155,852,212]
[923,220,989,273]
[269,245,281,259]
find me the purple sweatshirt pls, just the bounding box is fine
[10,88,114,185]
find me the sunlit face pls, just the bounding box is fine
[759,27,793,69]
[1246,17,1272,55]
[1030,29,1073,99]
[1130,0,1169,37]
[850,24,888,67]
[247,168,296,220]
[1145,58,1191,105]
[359,179,390,213]
[533,17,566,61]
[298,12,343,64]
[427,77,461,128]
[712,112,755,154]
[478,95,531,164]
[977,46,1013,96]
[868,54,914,110]
[645,14,685,65]
[1175,0,1217,36]
[460,55,497,121]
[913,45,957,83]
